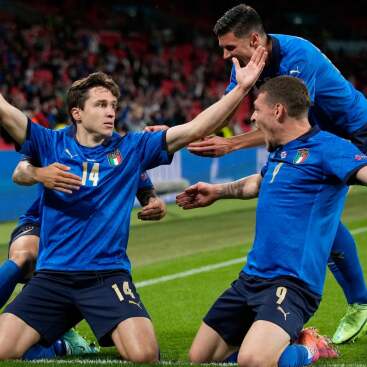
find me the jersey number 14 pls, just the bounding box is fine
[81,162,100,186]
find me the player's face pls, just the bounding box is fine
[79,87,118,138]
[251,92,278,151]
[218,32,257,66]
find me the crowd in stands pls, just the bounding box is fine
[1,1,367,149]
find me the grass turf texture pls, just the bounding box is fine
[0,187,366,366]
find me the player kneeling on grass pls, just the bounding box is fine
[0,158,165,360]
[177,76,367,367]
[0,46,266,361]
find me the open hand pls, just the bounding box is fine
[187,135,233,157]
[176,182,218,209]
[34,162,82,194]
[234,46,267,91]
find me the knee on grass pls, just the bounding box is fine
[238,351,277,367]
[0,339,24,360]
[121,346,159,363]
[189,348,210,363]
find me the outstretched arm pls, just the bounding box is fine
[187,129,265,157]
[13,160,82,194]
[176,174,262,209]
[144,125,170,133]
[165,47,267,153]
[0,94,28,144]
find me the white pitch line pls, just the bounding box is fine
[136,225,367,289]
[350,226,367,236]
[136,257,246,288]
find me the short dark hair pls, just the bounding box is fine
[67,72,120,123]
[214,4,265,37]
[258,76,311,118]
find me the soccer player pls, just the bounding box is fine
[186,4,367,344]
[0,46,266,361]
[177,76,367,367]
[0,159,165,360]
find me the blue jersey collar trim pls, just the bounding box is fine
[273,125,320,152]
[256,35,281,86]
[296,125,320,142]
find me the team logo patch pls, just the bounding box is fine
[355,154,367,161]
[107,149,123,166]
[280,151,287,159]
[293,149,309,164]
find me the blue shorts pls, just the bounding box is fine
[8,223,40,250]
[4,270,150,346]
[203,272,321,346]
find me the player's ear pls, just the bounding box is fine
[250,32,260,48]
[71,107,82,122]
[274,103,286,122]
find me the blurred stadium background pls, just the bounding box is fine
[1,1,367,365]
[1,0,367,220]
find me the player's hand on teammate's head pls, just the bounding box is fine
[144,125,170,133]
[234,45,267,91]
[176,182,218,209]
[187,135,232,157]
[137,196,167,221]
[35,162,82,194]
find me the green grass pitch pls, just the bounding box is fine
[0,187,366,366]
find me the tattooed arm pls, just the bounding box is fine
[176,174,262,209]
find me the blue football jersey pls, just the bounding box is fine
[19,121,172,272]
[17,169,154,227]
[243,126,367,295]
[226,34,367,144]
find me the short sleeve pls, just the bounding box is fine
[322,138,367,184]
[136,131,173,171]
[138,171,154,190]
[18,119,54,164]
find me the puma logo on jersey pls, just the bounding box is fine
[277,306,291,321]
[289,67,301,75]
[65,148,78,159]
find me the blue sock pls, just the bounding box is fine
[23,340,66,360]
[23,345,57,360]
[224,351,238,363]
[328,222,367,304]
[0,260,23,308]
[278,344,312,367]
